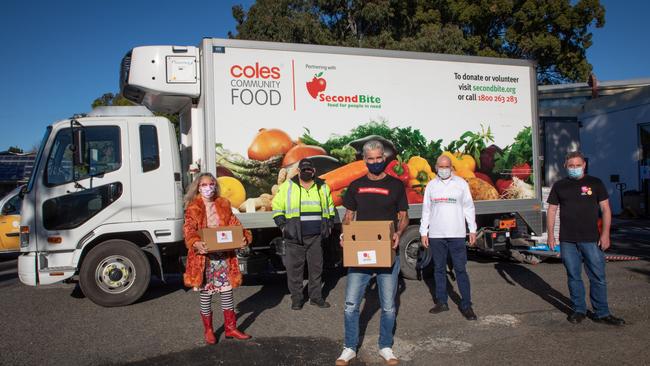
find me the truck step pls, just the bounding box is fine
[40,266,76,273]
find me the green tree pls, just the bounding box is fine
[91,93,134,108]
[230,0,605,84]
[8,146,23,154]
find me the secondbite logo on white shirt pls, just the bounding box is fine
[431,197,458,204]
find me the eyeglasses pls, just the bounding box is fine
[199,183,216,187]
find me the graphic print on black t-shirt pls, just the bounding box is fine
[343,175,408,229]
[547,175,609,242]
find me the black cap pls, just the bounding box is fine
[298,158,315,171]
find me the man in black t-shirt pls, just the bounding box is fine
[344,174,407,230]
[547,151,624,326]
[335,140,408,366]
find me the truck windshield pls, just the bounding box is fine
[26,127,51,193]
[45,126,121,186]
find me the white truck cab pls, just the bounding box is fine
[19,106,184,306]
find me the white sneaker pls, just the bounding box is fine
[335,347,356,365]
[379,347,399,365]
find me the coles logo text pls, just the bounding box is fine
[230,62,282,106]
[305,64,382,110]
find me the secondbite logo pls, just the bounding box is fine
[305,70,382,110]
[306,72,327,98]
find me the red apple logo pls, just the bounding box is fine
[306,72,327,98]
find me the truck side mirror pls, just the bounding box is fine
[72,128,86,167]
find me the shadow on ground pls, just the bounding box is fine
[112,336,352,366]
[494,262,573,315]
[0,255,18,288]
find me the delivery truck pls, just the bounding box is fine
[18,38,543,306]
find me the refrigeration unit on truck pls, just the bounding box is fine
[18,38,543,306]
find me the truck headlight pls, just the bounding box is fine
[20,226,29,247]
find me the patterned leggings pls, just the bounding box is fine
[199,290,234,315]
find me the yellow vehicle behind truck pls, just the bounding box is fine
[0,186,22,252]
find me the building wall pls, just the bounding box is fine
[580,103,650,214]
[541,117,580,186]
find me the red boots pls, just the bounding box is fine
[200,313,217,344]
[223,309,251,340]
[201,310,250,344]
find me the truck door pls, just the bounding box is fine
[33,123,132,282]
[127,121,179,223]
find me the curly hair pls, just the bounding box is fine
[184,172,220,208]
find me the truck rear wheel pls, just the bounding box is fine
[79,240,151,307]
[399,226,431,280]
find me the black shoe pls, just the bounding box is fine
[429,303,449,314]
[291,300,303,310]
[461,307,477,321]
[593,314,625,326]
[567,312,586,324]
[309,299,331,308]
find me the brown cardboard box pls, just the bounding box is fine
[342,220,395,268]
[201,226,245,252]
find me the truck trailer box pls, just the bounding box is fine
[121,39,542,235]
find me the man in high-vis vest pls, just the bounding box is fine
[272,159,336,310]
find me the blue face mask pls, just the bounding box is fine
[366,160,386,175]
[568,167,584,179]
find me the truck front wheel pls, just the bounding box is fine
[79,240,151,307]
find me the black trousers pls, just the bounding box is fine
[285,234,324,302]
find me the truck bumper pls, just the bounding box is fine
[18,252,37,286]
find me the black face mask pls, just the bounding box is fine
[299,170,315,181]
[366,160,386,175]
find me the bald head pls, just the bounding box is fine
[436,155,452,169]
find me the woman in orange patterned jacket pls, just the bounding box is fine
[183,172,252,344]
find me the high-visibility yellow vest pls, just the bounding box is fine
[272,177,335,221]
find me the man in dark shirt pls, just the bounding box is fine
[335,140,408,366]
[547,151,624,326]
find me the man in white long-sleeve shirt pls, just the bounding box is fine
[420,155,478,320]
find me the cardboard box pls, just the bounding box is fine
[201,226,245,252]
[342,220,395,268]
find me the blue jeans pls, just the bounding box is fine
[343,257,400,351]
[431,238,472,310]
[560,242,610,318]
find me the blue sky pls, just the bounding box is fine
[1,0,648,151]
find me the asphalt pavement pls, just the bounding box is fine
[0,220,649,366]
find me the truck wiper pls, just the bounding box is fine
[71,171,105,191]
